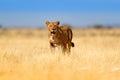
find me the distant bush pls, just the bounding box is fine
[0,25,2,28]
[93,24,103,29]
[106,26,112,29]
[92,25,114,29]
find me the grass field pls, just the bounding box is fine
[0,28,120,80]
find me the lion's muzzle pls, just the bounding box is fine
[51,31,56,34]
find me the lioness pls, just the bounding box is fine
[45,21,74,55]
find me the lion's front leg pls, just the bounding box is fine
[50,42,55,53]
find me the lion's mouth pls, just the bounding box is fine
[51,31,56,34]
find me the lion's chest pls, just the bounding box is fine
[49,36,59,44]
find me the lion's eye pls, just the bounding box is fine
[49,25,52,27]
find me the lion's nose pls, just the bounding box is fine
[52,28,56,30]
[51,31,55,34]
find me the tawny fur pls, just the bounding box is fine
[46,21,74,55]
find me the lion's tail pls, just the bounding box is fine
[71,42,75,47]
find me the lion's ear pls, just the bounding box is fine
[45,21,50,26]
[55,21,60,25]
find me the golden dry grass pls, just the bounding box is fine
[0,28,120,80]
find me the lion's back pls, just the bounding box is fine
[60,26,73,42]
[60,26,70,31]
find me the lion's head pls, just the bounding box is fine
[46,21,60,35]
